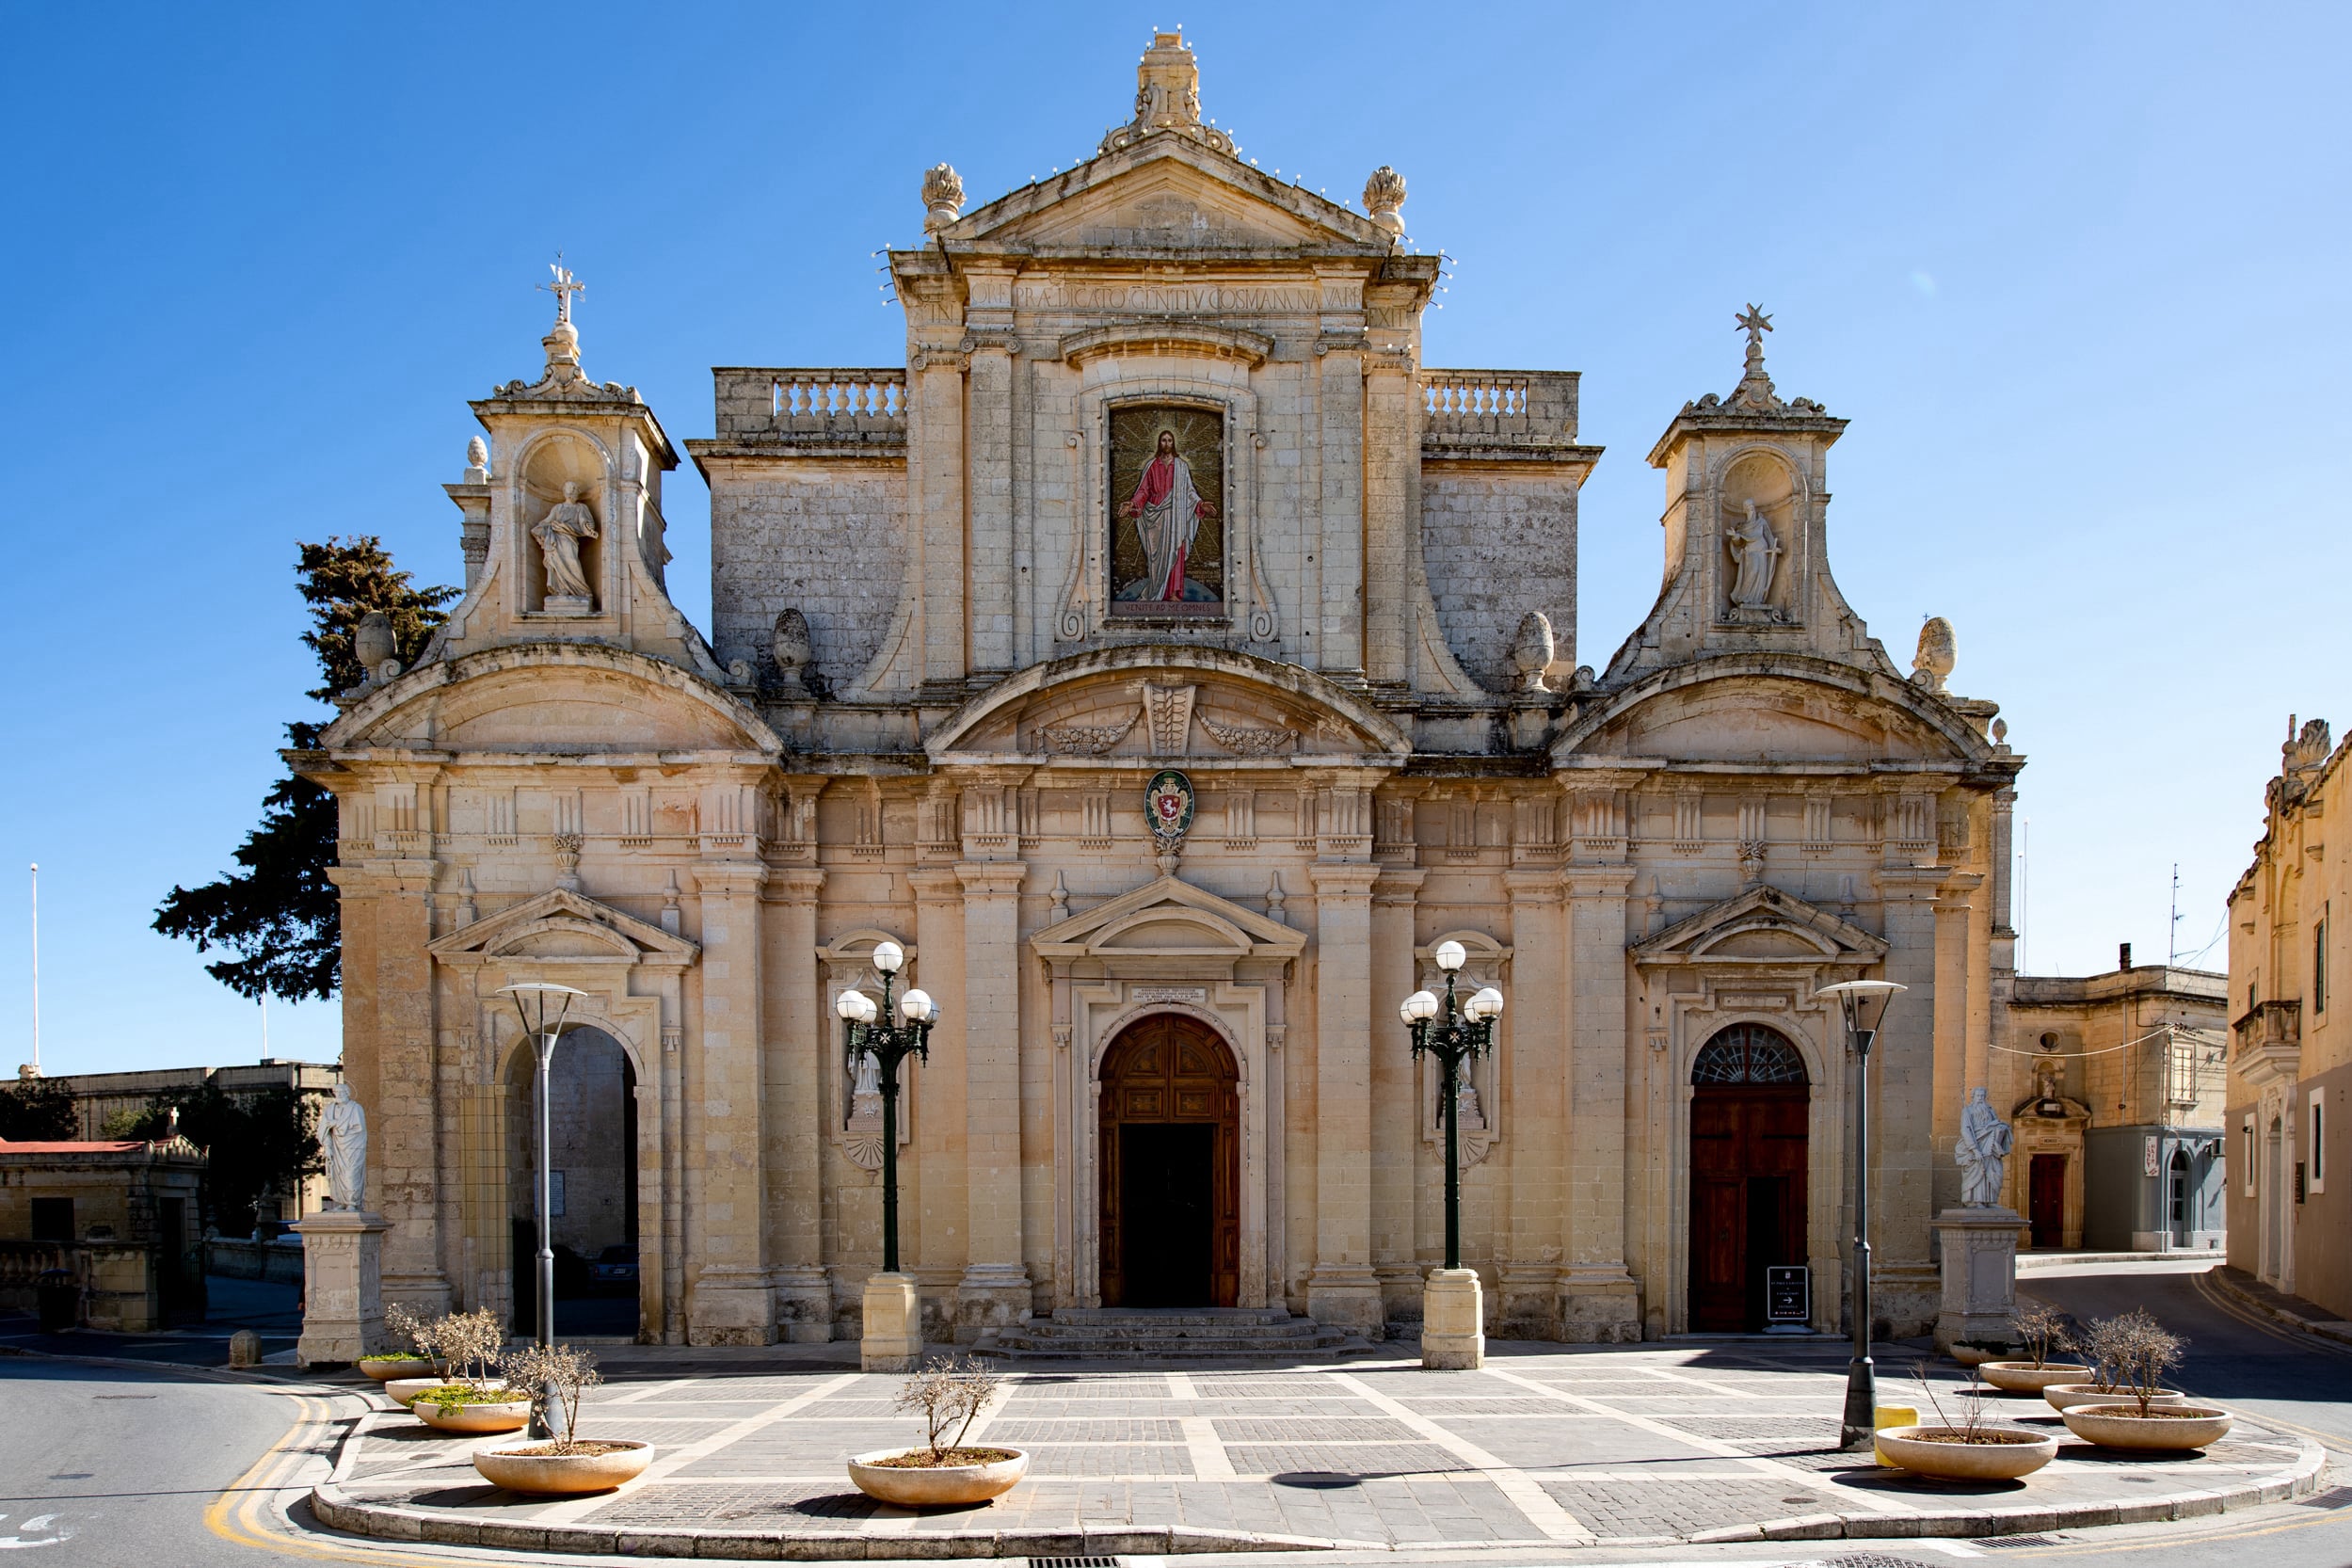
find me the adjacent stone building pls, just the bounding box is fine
[0,1133,208,1330]
[304,33,2024,1345]
[2003,954,2227,1253]
[2228,716,2348,1320]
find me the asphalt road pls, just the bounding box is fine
[0,1354,306,1562]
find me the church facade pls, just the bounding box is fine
[308,33,2023,1346]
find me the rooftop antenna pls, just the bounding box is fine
[2168,862,2182,968]
[26,862,37,1075]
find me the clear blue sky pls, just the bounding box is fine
[2,3,2344,1075]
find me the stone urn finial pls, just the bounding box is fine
[1912,616,1957,693]
[921,164,965,232]
[353,610,397,687]
[772,607,814,696]
[1510,611,1555,693]
[1364,165,1407,234]
[464,436,488,483]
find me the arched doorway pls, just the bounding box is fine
[1688,1023,1809,1333]
[506,1026,639,1337]
[1098,1014,1240,1307]
[2168,1145,2191,1247]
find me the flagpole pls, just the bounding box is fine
[27,862,38,1075]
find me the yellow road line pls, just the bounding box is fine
[203,1392,456,1565]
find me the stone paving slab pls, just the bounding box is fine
[311,1343,2328,1557]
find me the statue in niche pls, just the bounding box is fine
[534,481,600,607]
[1957,1085,2014,1207]
[1726,499,1782,609]
[319,1081,368,1211]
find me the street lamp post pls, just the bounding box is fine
[838,941,937,1370]
[1401,939,1504,1368]
[499,981,585,1440]
[1817,979,1907,1450]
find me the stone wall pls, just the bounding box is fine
[708,462,906,692]
[1420,470,1576,690]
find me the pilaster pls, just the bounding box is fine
[763,864,830,1341]
[1307,862,1382,1335]
[1872,865,1944,1334]
[1562,865,1640,1341]
[911,344,969,685]
[1316,343,1366,676]
[685,859,773,1345]
[1369,867,1425,1318]
[955,859,1031,1336]
[1498,869,1566,1336]
[344,858,449,1314]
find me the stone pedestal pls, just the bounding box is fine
[1421,1268,1485,1369]
[860,1272,925,1372]
[295,1209,387,1367]
[1932,1206,2022,1353]
[953,1263,1033,1343]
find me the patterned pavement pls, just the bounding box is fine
[321,1344,2325,1550]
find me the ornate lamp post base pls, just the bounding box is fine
[1421,1268,1485,1369]
[860,1272,925,1372]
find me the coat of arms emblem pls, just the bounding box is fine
[1144,769,1196,856]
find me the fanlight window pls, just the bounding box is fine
[1691,1023,1808,1085]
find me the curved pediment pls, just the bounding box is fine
[1632,884,1888,970]
[1556,660,1993,769]
[324,643,779,757]
[928,646,1410,764]
[428,888,700,968]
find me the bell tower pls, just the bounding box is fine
[1604,306,1893,682]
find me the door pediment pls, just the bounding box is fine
[427,888,700,968]
[1632,884,1886,969]
[1032,875,1305,964]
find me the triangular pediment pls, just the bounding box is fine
[1631,884,1887,968]
[1032,875,1305,960]
[427,888,700,967]
[949,137,1387,253]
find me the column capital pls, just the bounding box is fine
[1371,866,1427,904]
[1564,866,1637,900]
[1504,868,1566,905]
[760,867,825,902]
[906,865,965,902]
[692,862,769,897]
[954,861,1027,898]
[1306,864,1381,898]
[1936,871,1985,906]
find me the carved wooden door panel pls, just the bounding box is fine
[1689,1083,1810,1332]
[1098,1014,1240,1307]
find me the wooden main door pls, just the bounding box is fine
[1098,1014,1240,1307]
[2029,1154,2066,1249]
[1688,1024,1810,1333]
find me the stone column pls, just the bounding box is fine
[956,859,1031,1336]
[1499,868,1567,1336]
[1307,863,1382,1335]
[1871,865,1944,1337]
[685,859,773,1344]
[905,865,968,1341]
[764,864,830,1342]
[1562,865,1640,1340]
[1934,873,1985,1205]
[295,1210,388,1366]
[1369,867,1424,1318]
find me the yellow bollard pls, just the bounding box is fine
[1873,1405,1920,1466]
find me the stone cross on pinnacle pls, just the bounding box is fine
[1736,303,1772,349]
[540,259,585,326]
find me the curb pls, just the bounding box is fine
[2208,1269,2352,1351]
[309,1484,1339,1559]
[308,1436,2328,1558]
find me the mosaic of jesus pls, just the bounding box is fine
[1111,405,1223,612]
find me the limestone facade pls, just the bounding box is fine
[2227,716,2349,1318]
[302,33,2023,1345]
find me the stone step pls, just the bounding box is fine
[971,1309,1375,1362]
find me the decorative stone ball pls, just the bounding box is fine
[1363,165,1407,234]
[921,164,965,232]
[353,611,396,680]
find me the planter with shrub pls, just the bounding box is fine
[846,1356,1028,1507]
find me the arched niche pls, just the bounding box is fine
[516,431,608,615]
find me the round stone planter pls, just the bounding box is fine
[1873,1424,2059,1480]
[1950,1345,2012,1368]
[357,1356,442,1383]
[383,1377,506,1407]
[472,1439,652,1495]
[2060,1403,2234,1450]
[1978,1361,2093,1393]
[847,1447,1030,1507]
[2042,1383,2186,1413]
[414,1397,534,1434]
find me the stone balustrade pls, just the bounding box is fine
[1421,369,1582,451]
[712,368,907,449]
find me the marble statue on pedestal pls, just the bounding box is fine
[1957,1085,2013,1207]
[319,1081,367,1211]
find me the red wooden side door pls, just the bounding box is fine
[1689,1085,1810,1332]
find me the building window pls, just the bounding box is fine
[2316,908,2329,1014]
[29,1197,73,1241]
[2313,1098,2328,1192]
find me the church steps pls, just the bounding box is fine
[971,1308,1372,1361]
